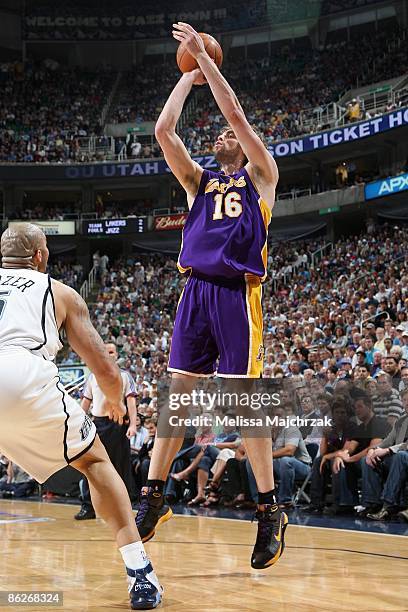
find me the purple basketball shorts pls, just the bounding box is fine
[168,273,264,378]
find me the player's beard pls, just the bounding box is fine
[214,143,244,168]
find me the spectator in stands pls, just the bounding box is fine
[304,396,353,513]
[0,60,115,163]
[374,327,386,352]
[325,366,339,393]
[298,395,321,445]
[357,364,371,385]
[134,418,157,491]
[400,333,408,360]
[371,373,404,426]
[383,356,402,389]
[346,99,361,123]
[49,224,408,516]
[221,444,255,509]
[371,351,383,377]
[130,414,149,456]
[246,406,311,510]
[329,392,390,514]
[3,24,408,163]
[0,458,36,498]
[400,366,408,393]
[362,388,408,521]
[173,425,241,507]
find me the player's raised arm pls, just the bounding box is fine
[155,70,204,198]
[51,280,124,420]
[173,23,278,196]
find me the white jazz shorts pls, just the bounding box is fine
[0,347,96,483]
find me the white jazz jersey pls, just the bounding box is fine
[0,267,62,360]
[0,268,96,483]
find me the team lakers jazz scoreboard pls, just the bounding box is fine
[82,217,147,235]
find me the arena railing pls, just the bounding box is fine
[153,208,171,216]
[101,72,123,128]
[276,189,312,201]
[80,264,98,302]
[299,66,408,136]
[310,243,333,268]
[359,311,390,334]
[64,373,86,397]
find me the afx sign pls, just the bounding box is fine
[365,172,408,200]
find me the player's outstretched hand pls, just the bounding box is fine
[105,400,126,425]
[172,22,205,59]
[190,68,207,85]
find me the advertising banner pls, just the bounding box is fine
[154,213,188,231]
[8,220,75,236]
[365,172,408,200]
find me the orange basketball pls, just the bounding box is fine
[176,33,223,73]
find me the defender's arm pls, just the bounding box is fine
[52,281,123,409]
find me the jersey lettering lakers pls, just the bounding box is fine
[0,267,62,360]
[178,167,272,281]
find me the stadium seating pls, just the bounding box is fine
[1,24,407,163]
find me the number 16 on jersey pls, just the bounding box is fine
[212,192,243,220]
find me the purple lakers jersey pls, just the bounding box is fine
[178,167,272,281]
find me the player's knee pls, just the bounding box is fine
[170,373,197,394]
[71,436,109,474]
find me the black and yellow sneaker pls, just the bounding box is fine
[251,504,288,569]
[136,486,173,543]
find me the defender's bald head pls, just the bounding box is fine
[1,223,48,271]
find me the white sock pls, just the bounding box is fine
[119,541,149,570]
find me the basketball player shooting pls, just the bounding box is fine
[0,224,162,610]
[136,22,288,571]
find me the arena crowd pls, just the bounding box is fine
[52,223,408,520]
[1,23,407,163]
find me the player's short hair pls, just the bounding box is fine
[219,123,265,141]
[1,223,45,261]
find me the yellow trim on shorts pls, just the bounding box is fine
[177,227,191,275]
[175,270,192,311]
[176,285,185,311]
[259,197,272,282]
[245,276,263,378]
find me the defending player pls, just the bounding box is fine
[0,224,162,610]
[136,22,288,570]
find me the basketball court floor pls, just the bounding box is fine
[1,499,406,611]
